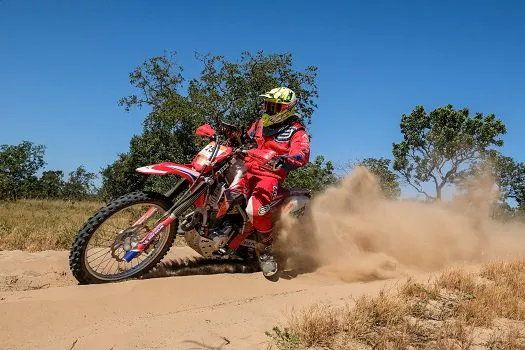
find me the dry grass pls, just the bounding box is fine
[0,199,189,252]
[268,260,525,349]
[0,200,102,251]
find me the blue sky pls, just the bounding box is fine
[1,0,524,195]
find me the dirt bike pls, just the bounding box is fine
[69,121,311,284]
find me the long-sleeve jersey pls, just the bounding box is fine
[245,117,310,181]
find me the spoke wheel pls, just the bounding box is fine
[69,191,176,284]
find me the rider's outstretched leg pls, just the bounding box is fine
[245,175,279,277]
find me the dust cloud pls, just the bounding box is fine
[275,167,525,282]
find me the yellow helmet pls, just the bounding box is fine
[259,87,298,127]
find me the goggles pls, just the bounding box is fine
[264,101,287,115]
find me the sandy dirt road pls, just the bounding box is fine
[0,247,415,350]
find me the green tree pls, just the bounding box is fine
[490,154,525,209]
[466,152,525,210]
[354,158,400,199]
[284,156,337,194]
[62,166,97,200]
[38,170,65,199]
[392,105,506,200]
[0,141,46,200]
[186,51,318,127]
[101,51,319,199]
[19,175,41,199]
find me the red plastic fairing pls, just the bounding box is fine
[194,193,206,208]
[195,124,216,137]
[191,142,233,172]
[135,163,200,183]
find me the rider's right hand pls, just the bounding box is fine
[266,156,285,171]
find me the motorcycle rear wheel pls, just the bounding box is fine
[69,191,176,284]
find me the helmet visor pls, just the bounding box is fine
[264,101,285,115]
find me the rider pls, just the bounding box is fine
[216,86,311,277]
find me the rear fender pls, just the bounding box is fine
[280,195,310,217]
[136,162,200,184]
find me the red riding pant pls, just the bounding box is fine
[234,173,279,238]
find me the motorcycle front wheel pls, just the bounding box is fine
[69,191,176,284]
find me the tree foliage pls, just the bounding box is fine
[187,51,318,127]
[466,152,525,210]
[0,141,97,201]
[392,104,507,200]
[102,51,319,199]
[0,141,46,200]
[284,156,337,194]
[491,154,525,209]
[38,170,65,199]
[356,158,401,199]
[62,166,98,200]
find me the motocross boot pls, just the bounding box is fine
[258,232,278,277]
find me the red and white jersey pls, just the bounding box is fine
[245,117,310,181]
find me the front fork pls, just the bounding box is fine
[121,180,189,262]
[122,213,177,262]
[122,179,210,262]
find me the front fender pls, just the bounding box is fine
[136,162,200,184]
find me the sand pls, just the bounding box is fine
[0,248,407,350]
[3,168,524,349]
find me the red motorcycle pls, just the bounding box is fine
[69,121,311,283]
